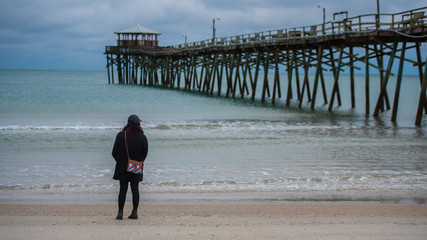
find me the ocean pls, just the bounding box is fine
[0,69,426,204]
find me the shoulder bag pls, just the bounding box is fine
[125,131,143,175]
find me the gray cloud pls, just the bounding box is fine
[0,0,425,70]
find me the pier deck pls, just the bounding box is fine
[105,7,427,125]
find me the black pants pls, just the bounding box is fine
[118,180,139,211]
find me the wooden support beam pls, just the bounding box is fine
[208,57,214,93]
[146,63,150,86]
[210,54,218,95]
[349,47,355,108]
[126,55,129,84]
[192,58,198,90]
[261,52,271,102]
[197,59,203,91]
[147,63,150,86]
[247,65,254,96]
[328,48,344,111]
[226,54,235,97]
[341,46,394,76]
[160,59,165,86]
[202,56,210,93]
[134,58,138,85]
[272,50,280,104]
[365,45,370,115]
[311,45,324,109]
[112,56,115,84]
[189,57,196,90]
[415,58,427,126]
[143,64,147,86]
[374,44,391,111]
[184,59,190,90]
[328,49,343,106]
[251,52,261,100]
[121,57,125,84]
[373,41,418,66]
[117,55,123,84]
[140,64,143,86]
[164,58,169,87]
[141,59,144,85]
[206,57,214,93]
[415,42,427,114]
[320,68,328,104]
[166,57,171,88]
[242,53,250,97]
[150,64,154,85]
[124,56,127,84]
[375,44,385,112]
[294,50,301,101]
[145,64,148,86]
[374,42,398,117]
[299,49,312,108]
[175,59,181,89]
[217,55,225,96]
[167,58,172,87]
[169,58,173,88]
[416,42,424,85]
[107,56,111,84]
[329,47,362,72]
[154,67,159,85]
[171,58,176,89]
[391,41,406,122]
[286,50,294,106]
[131,58,134,84]
[189,58,195,89]
[184,58,191,91]
[232,52,242,98]
[198,56,206,91]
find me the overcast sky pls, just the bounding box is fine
[0,0,425,70]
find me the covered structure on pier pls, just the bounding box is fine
[114,24,161,47]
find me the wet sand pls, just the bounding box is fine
[0,202,426,239]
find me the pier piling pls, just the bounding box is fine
[105,7,427,125]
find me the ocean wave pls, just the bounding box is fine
[0,125,120,131]
[0,120,363,132]
[1,172,425,200]
[140,175,427,193]
[145,121,366,137]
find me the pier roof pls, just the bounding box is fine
[114,24,161,35]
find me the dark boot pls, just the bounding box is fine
[116,210,123,220]
[128,209,138,219]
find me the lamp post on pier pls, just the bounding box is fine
[183,35,187,46]
[212,18,220,43]
[317,5,326,34]
[376,0,380,29]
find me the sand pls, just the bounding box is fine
[0,202,426,239]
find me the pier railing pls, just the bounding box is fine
[173,7,425,49]
[106,7,425,55]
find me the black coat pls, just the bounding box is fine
[112,130,148,182]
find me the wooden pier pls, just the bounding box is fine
[105,7,427,125]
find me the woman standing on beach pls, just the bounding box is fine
[112,114,148,220]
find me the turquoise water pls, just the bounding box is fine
[0,69,426,203]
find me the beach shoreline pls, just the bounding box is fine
[1,201,426,240]
[1,191,426,205]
